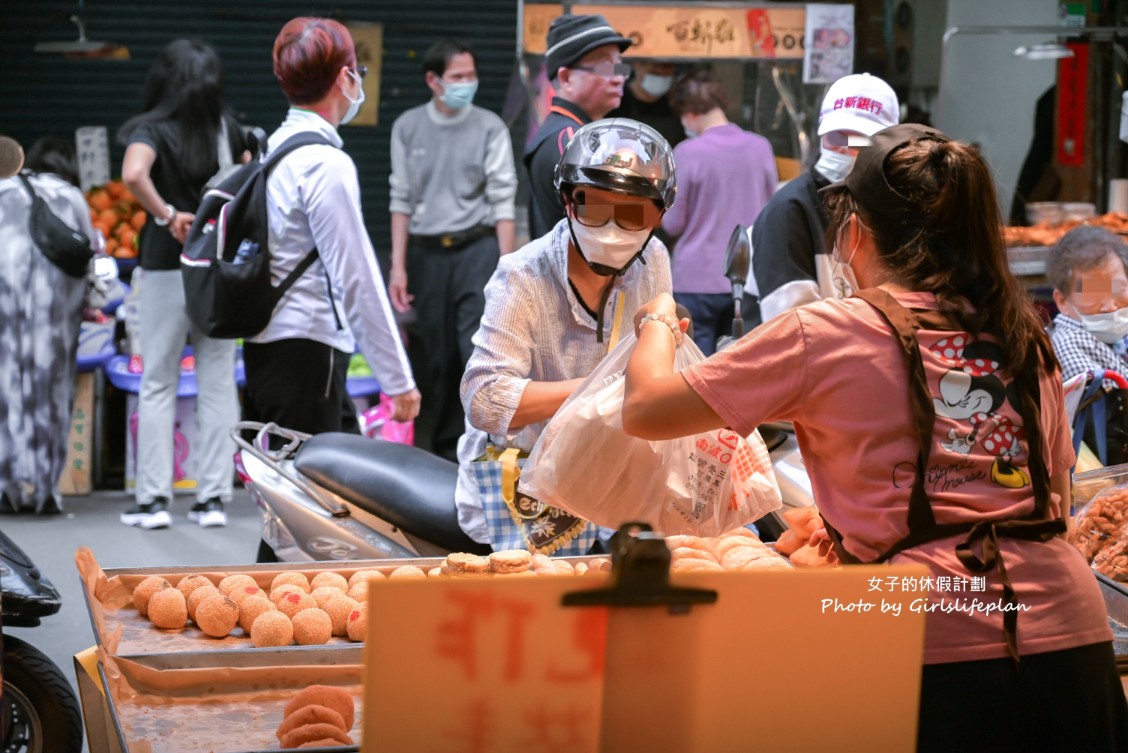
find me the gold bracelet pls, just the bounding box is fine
[639,312,683,343]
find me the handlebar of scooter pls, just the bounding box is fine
[1097,370,1128,390]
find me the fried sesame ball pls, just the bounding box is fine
[279,723,352,749]
[277,590,318,618]
[175,574,214,600]
[147,587,187,629]
[238,595,277,634]
[388,565,426,580]
[186,585,221,621]
[346,583,368,603]
[270,571,311,594]
[250,609,293,648]
[291,608,333,645]
[228,585,266,607]
[283,685,356,731]
[310,586,342,608]
[270,583,303,604]
[346,569,385,589]
[309,571,348,593]
[322,595,359,637]
[132,576,172,617]
[345,602,368,642]
[195,594,238,638]
[218,573,258,596]
[276,704,347,741]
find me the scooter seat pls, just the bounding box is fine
[294,433,491,555]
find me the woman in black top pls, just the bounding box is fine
[118,39,247,531]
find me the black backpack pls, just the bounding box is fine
[181,131,335,339]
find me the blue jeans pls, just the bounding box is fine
[673,292,761,356]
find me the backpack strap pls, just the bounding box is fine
[261,131,337,304]
[262,131,337,176]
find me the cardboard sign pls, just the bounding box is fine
[75,126,110,192]
[363,565,927,752]
[364,575,609,752]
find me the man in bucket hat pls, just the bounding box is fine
[524,14,632,238]
[751,72,899,324]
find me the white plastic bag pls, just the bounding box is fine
[520,331,782,536]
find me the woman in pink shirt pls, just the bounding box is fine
[622,124,1127,752]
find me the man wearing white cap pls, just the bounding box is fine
[751,73,899,323]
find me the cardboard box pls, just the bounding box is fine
[59,372,95,496]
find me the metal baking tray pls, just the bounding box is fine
[80,555,617,665]
[97,661,362,753]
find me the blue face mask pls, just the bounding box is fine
[440,79,478,109]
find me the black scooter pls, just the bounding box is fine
[1,528,84,753]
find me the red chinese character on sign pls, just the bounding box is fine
[695,438,709,451]
[441,696,495,753]
[844,96,858,108]
[437,590,535,681]
[517,703,593,751]
[834,98,845,110]
[547,609,606,683]
[857,97,872,112]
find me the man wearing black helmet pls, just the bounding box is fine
[525,14,632,239]
[456,118,675,552]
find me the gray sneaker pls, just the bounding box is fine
[120,498,171,529]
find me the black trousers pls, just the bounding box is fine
[406,233,499,461]
[917,641,1128,753]
[242,338,359,439]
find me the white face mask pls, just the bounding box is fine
[1077,306,1128,344]
[639,73,674,98]
[815,149,856,183]
[340,69,365,125]
[569,219,652,275]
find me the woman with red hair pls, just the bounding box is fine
[246,18,420,560]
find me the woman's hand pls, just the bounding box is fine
[170,211,195,245]
[632,292,679,338]
[808,527,841,566]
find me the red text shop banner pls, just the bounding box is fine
[522,3,807,60]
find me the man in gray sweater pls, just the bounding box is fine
[388,39,517,462]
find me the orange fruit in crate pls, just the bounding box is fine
[105,180,125,200]
[116,226,136,250]
[130,210,147,230]
[97,208,118,228]
[88,189,112,211]
[119,186,136,205]
[104,237,119,256]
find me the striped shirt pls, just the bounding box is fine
[454,219,672,543]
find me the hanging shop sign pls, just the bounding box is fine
[522,3,807,60]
